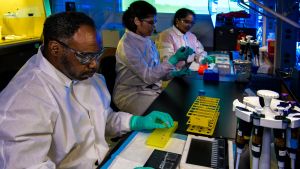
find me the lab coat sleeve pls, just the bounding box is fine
[105,108,132,137]
[118,39,174,84]
[156,32,176,62]
[0,88,57,169]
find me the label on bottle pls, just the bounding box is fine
[252,145,260,152]
[278,150,286,156]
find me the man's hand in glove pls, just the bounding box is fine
[130,111,174,131]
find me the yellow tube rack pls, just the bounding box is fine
[186,96,220,136]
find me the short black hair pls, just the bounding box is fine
[173,8,195,25]
[122,1,157,32]
[43,12,95,45]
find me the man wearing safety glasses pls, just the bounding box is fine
[0,12,173,169]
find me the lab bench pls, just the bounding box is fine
[99,70,300,169]
[144,72,246,139]
[99,72,247,168]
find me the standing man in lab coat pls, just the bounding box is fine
[0,12,173,169]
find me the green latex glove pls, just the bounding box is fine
[171,67,191,77]
[201,55,215,64]
[130,111,174,131]
[168,46,194,65]
[134,167,154,169]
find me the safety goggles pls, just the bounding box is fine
[54,39,104,65]
[141,17,157,26]
[180,19,195,26]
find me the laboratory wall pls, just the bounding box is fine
[50,0,214,50]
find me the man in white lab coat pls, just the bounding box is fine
[0,12,173,169]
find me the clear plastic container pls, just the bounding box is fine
[233,59,252,82]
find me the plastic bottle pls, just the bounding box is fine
[286,128,298,169]
[273,128,287,169]
[235,118,253,169]
[251,115,264,169]
[267,33,276,64]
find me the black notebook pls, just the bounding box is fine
[144,149,181,169]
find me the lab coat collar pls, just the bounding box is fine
[125,29,151,42]
[172,25,185,36]
[37,45,73,88]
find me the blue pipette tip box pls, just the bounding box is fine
[203,70,219,82]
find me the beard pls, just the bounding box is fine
[60,54,96,81]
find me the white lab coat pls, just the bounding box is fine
[113,30,175,115]
[0,46,132,169]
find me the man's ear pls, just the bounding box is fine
[48,41,60,56]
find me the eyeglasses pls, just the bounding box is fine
[180,19,195,26]
[54,39,104,65]
[141,18,157,25]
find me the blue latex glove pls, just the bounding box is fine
[171,67,191,77]
[130,111,174,131]
[168,46,194,65]
[134,167,154,169]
